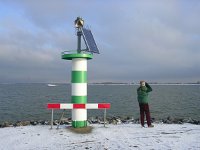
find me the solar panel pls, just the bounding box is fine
[81,28,99,54]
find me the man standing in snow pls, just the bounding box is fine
[137,81,154,127]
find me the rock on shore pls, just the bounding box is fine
[0,116,200,128]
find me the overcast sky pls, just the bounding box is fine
[0,0,200,83]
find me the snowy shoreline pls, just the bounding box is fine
[1,115,200,128]
[0,123,200,150]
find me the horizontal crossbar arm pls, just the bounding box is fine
[47,103,110,109]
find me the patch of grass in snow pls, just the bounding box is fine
[67,126,93,134]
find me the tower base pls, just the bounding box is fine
[72,120,87,128]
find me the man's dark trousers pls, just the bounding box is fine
[139,103,151,127]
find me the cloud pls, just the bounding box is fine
[0,0,200,83]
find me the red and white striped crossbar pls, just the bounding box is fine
[47,103,111,109]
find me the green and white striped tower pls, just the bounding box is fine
[62,53,92,128]
[62,17,96,128]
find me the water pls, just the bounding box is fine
[0,83,200,123]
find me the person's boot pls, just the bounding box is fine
[148,124,154,128]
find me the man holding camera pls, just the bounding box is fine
[137,81,154,128]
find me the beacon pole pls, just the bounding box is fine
[61,17,92,128]
[47,17,110,129]
[59,17,104,128]
[77,29,82,54]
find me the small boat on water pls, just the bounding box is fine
[47,84,57,87]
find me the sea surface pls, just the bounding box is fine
[0,83,200,123]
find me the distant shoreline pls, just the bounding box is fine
[0,82,200,85]
[89,83,200,85]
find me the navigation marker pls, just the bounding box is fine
[47,17,110,128]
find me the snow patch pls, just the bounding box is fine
[0,124,200,150]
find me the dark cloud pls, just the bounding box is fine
[0,0,199,83]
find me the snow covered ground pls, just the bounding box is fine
[0,123,200,150]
